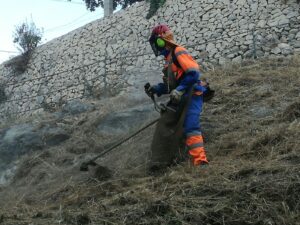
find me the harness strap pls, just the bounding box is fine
[172,47,181,69]
[167,47,178,92]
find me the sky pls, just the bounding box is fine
[0,0,104,63]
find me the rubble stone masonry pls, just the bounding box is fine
[0,0,299,119]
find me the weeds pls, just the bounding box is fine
[0,56,299,225]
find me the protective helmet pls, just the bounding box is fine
[149,24,178,56]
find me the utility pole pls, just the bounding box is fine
[104,0,113,17]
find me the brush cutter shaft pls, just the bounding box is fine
[80,117,159,171]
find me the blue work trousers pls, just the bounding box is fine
[183,94,203,135]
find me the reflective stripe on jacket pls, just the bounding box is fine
[164,46,201,92]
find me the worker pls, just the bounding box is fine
[145,24,209,166]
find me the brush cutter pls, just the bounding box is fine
[79,86,178,172]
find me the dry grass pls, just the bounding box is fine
[0,56,300,225]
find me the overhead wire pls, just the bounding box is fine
[0,22,284,91]
[2,68,163,105]
[0,22,296,116]
[4,27,252,87]
[3,21,292,89]
[0,50,18,54]
[49,0,85,5]
[44,12,102,33]
[0,1,97,62]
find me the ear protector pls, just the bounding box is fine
[156,37,166,48]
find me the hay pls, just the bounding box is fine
[0,56,300,225]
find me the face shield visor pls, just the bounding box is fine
[149,34,164,57]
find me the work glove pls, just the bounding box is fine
[170,89,184,103]
[144,82,155,98]
[200,79,208,87]
[200,79,215,102]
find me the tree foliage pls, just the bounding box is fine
[13,20,43,54]
[8,20,43,74]
[146,0,165,19]
[75,0,144,11]
[71,0,165,18]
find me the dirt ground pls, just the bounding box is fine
[0,56,299,225]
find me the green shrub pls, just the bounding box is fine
[4,20,44,74]
[13,19,43,54]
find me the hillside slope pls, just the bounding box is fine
[0,57,300,225]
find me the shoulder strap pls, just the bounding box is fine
[172,47,181,69]
[167,48,178,92]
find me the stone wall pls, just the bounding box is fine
[0,0,299,119]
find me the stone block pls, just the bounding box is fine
[271,47,281,54]
[178,4,186,11]
[278,43,293,55]
[286,11,299,19]
[232,55,242,63]
[278,16,289,26]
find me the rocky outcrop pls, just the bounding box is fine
[0,122,70,182]
[96,104,158,137]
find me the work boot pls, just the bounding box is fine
[189,148,208,166]
[186,133,209,166]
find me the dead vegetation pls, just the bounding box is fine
[0,56,300,225]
